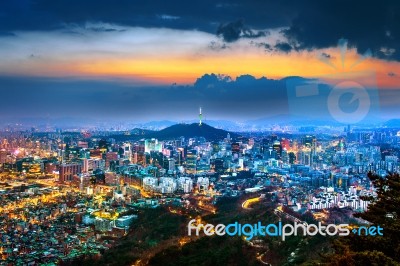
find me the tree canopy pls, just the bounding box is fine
[327,172,400,265]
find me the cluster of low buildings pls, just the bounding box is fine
[0,182,136,264]
[142,176,212,194]
[307,186,374,211]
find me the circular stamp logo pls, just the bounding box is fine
[327,81,370,124]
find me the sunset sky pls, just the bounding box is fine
[1,0,400,122]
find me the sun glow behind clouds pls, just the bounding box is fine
[0,24,399,87]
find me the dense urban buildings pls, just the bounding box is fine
[0,121,398,264]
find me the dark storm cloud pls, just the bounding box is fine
[251,41,295,53]
[216,20,268,42]
[208,41,229,51]
[283,0,400,60]
[2,0,400,60]
[274,42,293,53]
[0,0,289,33]
[321,53,331,59]
[250,41,273,52]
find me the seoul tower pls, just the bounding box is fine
[199,107,203,126]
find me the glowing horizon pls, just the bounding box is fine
[0,26,399,88]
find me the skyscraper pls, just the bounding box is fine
[186,150,197,174]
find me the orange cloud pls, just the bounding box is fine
[2,37,400,89]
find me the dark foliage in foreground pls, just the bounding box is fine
[325,173,400,266]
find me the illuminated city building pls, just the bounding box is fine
[121,143,132,161]
[144,139,163,153]
[177,177,193,193]
[185,150,197,174]
[59,163,82,183]
[105,151,119,169]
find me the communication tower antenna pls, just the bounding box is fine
[199,107,203,126]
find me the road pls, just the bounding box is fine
[256,251,272,265]
[241,197,261,209]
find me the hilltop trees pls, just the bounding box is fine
[327,172,400,265]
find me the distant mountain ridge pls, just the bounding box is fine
[140,120,176,129]
[150,123,237,140]
[106,122,238,141]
